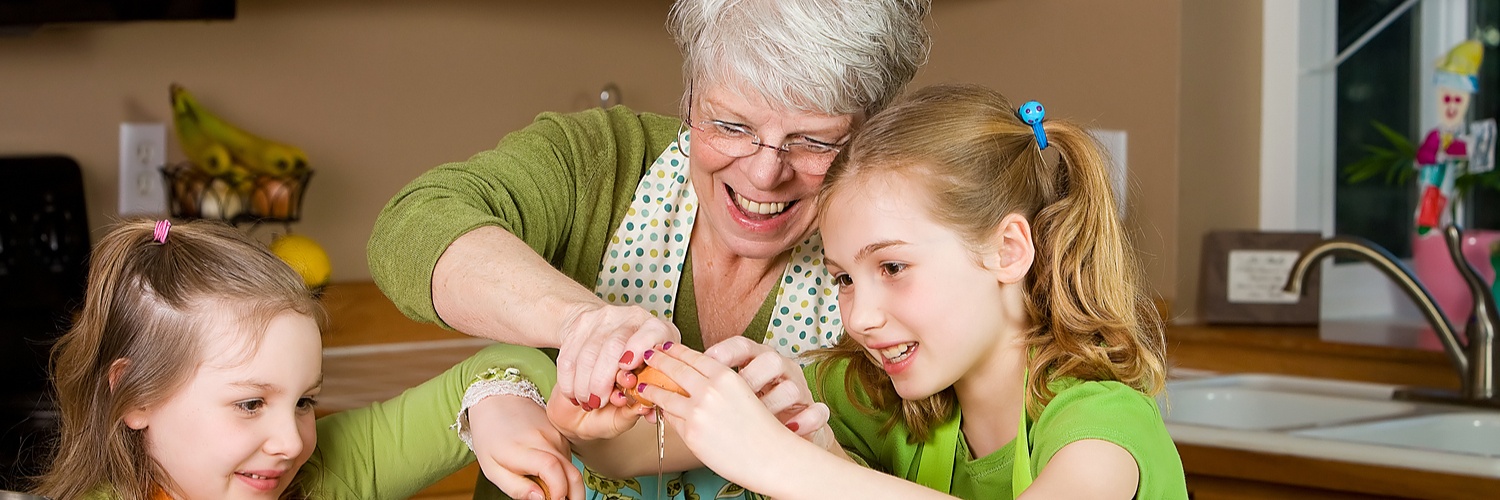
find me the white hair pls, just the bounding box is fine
[668,0,931,117]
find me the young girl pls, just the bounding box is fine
[635,83,1189,498]
[34,219,577,500]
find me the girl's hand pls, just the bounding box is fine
[546,377,648,442]
[702,338,831,444]
[637,343,804,484]
[468,395,584,500]
[555,303,682,412]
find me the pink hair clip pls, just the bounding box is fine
[153,219,171,244]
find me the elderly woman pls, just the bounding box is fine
[368,0,930,498]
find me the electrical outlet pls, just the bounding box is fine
[119,122,168,216]
[1089,128,1128,220]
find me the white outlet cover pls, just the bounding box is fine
[119,122,168,216]
[1089,128,1128,220]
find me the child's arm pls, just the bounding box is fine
[304,343,566,500]
[1017,440,1139,499]
[465,372,584,500]
[641,343,960,499]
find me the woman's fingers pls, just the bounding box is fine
[779,401,831,438]
[755,378,808,416]
[554,305,681,409]
[702,336,764,367]
[735,348,797,394]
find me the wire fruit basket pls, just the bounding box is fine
[162,162,313,224]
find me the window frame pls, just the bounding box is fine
[1260,0,1470,321]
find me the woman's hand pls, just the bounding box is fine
[635,343,810,485]
[468,395,584,500]
[555,303,682,412]
[546,376,648,443]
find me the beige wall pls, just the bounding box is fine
[2,0,1199,304]
[1,0,683,284]
[1176,0,1264,322]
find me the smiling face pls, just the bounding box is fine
[128,310,323,500]
[686,84,856,260]
[821,171,1027,400]
[1437,86,1471,131]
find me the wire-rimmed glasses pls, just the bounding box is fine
[681,93,845,176]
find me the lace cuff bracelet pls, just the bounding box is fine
[450,367,546,451]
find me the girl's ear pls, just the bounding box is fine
[110,358,150,430]
[984,213,1035,285]
[123,409,150,430]
[108,358,130,392]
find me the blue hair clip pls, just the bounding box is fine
[1017,100,1048,150]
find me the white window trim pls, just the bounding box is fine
[1260,0,1469,322]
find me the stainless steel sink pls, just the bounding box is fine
[1292,412,1500,458]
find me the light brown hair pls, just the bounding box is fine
[812,83,1167,443]
[35,219,325,500]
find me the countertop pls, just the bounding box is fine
[316,282,1493,498]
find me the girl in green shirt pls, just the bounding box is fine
[32,220,568,500]
[636,83,1189,499]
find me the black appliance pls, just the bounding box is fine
[0,0,235,32]
[0,155,89,490]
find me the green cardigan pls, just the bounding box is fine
[81,343,557,500]
[367,106,777,352]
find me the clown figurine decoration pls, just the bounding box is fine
[1415,39,1488,235]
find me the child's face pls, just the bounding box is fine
[821,172,1016,399]
[128,310,322,500]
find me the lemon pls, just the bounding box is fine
[270,233,331,289]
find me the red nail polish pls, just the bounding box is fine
[786,422,799,432]
[662,341,675,351]
[643,349,654,360]
[619,351,634,364]
[589,394,601,409]
[637,383,647,393]
[570,398,580,407]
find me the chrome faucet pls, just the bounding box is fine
[1283,225,1498,406]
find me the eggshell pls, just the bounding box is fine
[527,476,549,498]
[623,365,687,408]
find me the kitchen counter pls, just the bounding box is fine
[1166,322,1497,499]
[1168,322,1458,390]
[316,282,1493,498]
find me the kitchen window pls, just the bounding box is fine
[1261,0,1498,321]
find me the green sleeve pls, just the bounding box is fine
[367,106,682,327]
[300,343,558,500]
[805,359,893,472]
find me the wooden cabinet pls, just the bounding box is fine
[1178,443,1500,499]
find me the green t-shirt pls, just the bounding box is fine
[367,105,776,352]
[809,359,1188,499]
[81,343,557,500]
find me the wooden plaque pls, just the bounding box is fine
[1199,231,1323,325]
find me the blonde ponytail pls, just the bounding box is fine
[812,83,1165,442]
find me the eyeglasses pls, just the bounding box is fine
[682,92,845,176]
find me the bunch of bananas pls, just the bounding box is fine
[168,84,311,221]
